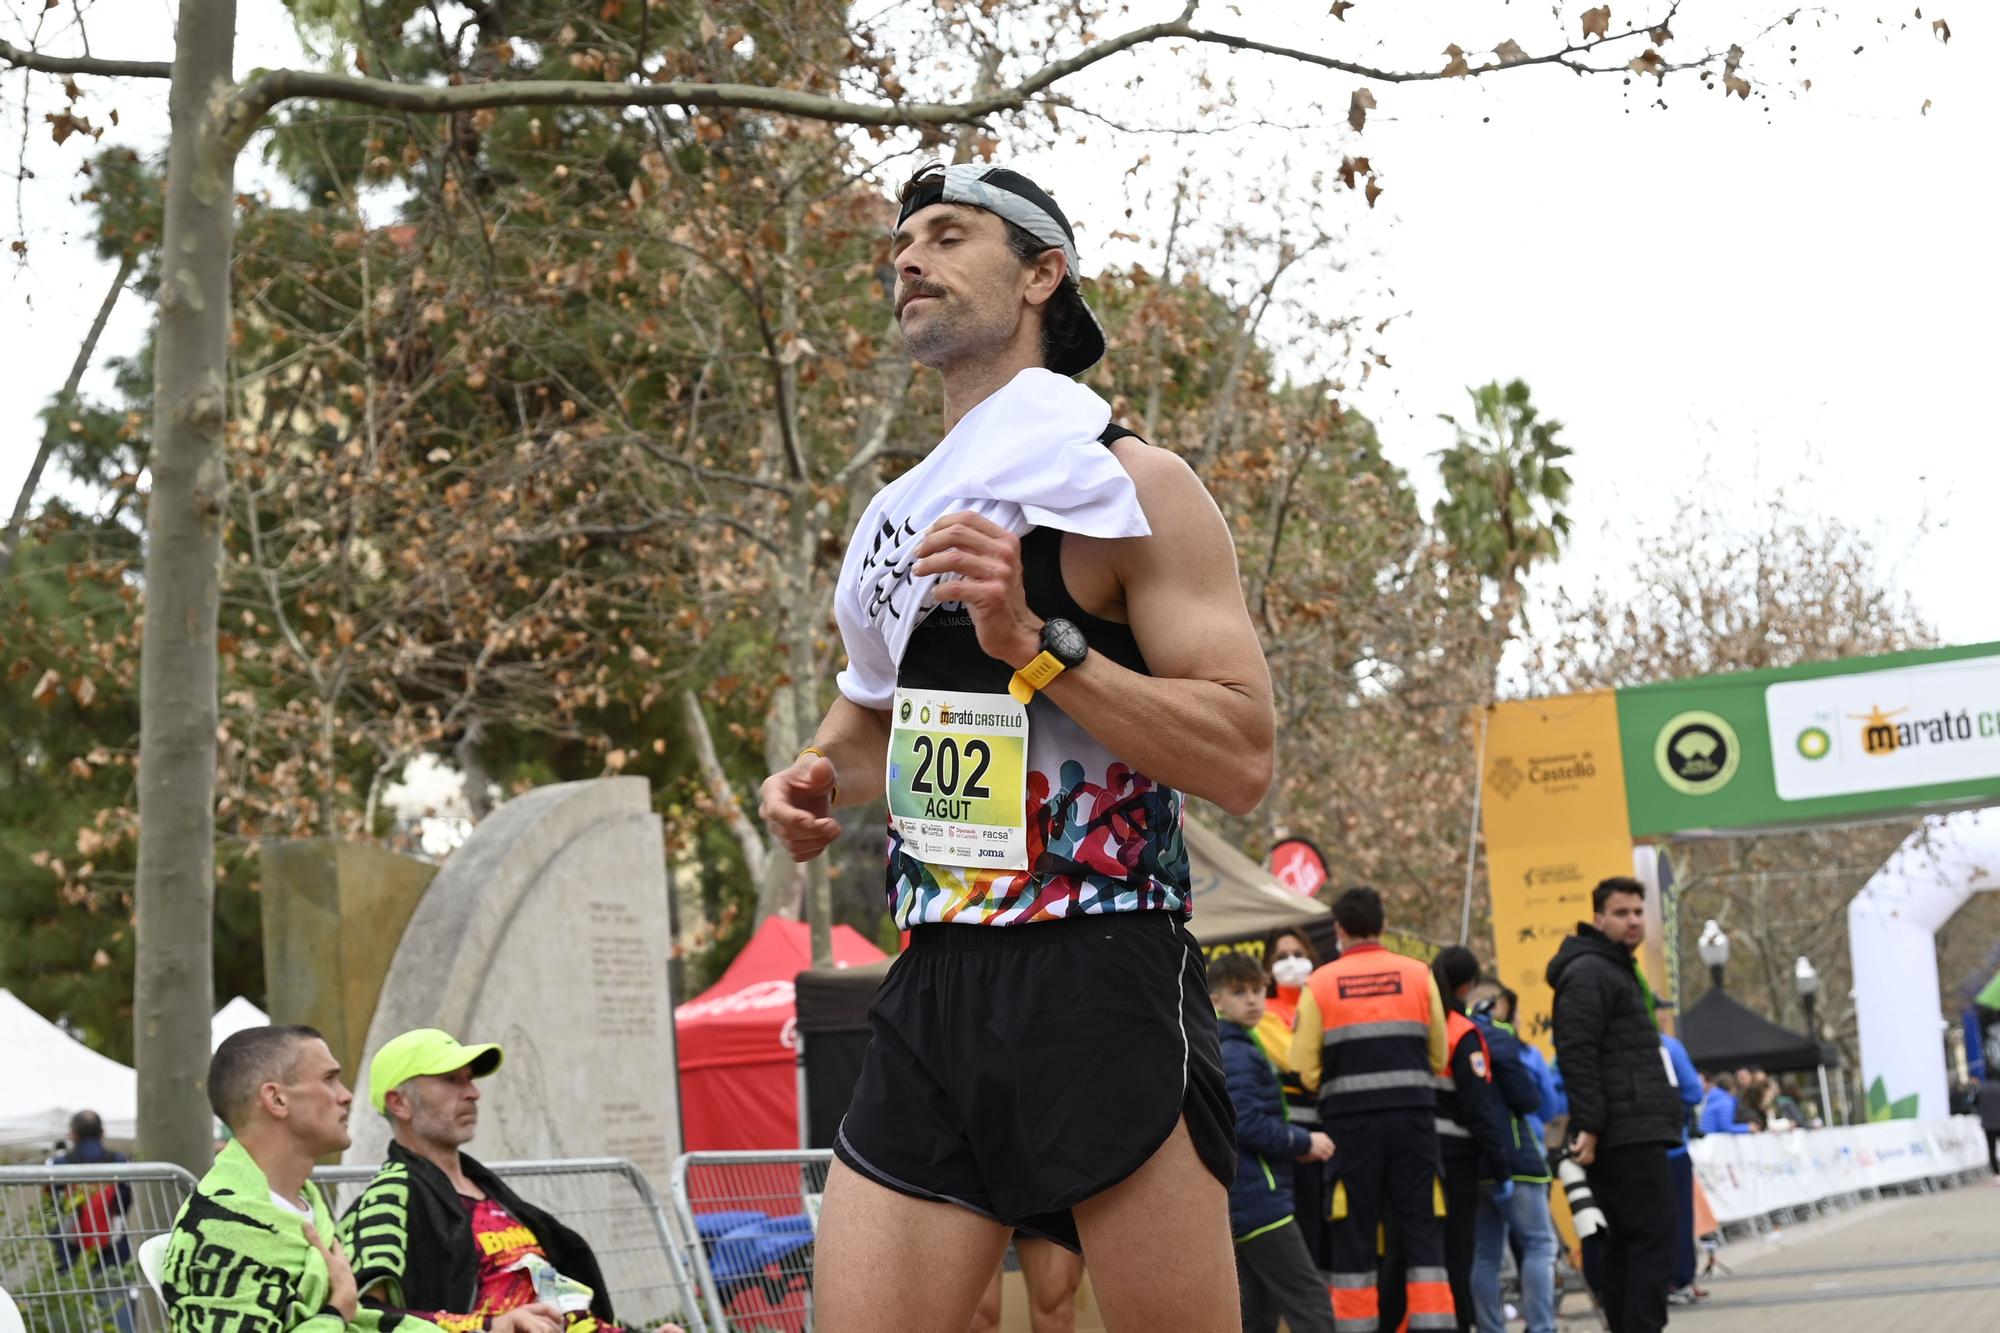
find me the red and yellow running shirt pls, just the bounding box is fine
[414,1196,615,1333]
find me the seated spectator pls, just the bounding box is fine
[161,1025,392,1332]
[341,1029,682,1333]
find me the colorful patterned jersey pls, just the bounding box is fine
[887,519,1189,927]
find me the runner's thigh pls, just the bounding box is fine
[814,1157,1010,1333]
[1071,1118,1239,1332]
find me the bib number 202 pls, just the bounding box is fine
[910,735,992,799]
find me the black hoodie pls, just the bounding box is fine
[1545,925,1683,1151]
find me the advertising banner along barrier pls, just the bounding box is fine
[1687,1117,1988,1226]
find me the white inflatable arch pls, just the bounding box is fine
[1848,808,2000,1121]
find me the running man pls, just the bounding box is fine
[759,161,1275,1331]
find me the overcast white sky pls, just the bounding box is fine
[5,1,1995,652]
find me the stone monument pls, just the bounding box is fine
[261,839,437,1082]
[343,777,681,1188]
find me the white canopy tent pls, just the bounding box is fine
[0,989,137,1150]
[209,995,269,1050]
[0,992,270,1150]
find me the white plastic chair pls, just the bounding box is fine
[0,1284,27,1333]
[138,1233,172,1301]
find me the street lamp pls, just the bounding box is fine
[1698,919,1730,990]
[1794,954,1835,1127]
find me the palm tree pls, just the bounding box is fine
[1432,378,1574,647]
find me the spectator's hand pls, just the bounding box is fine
[1302,1132,1335,1162]
[1569,1130,1598,1167]
[1487,1179,1515,1204]
[758,752,841,863]
[302,1224,357,1324]
[490,1303,564,1333]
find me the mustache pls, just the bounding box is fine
[897,281,946,316]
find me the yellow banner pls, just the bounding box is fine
[1482,692,1636,1054]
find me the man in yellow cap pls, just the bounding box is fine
[339,1029,682,1333]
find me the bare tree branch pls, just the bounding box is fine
[681,688,771,887]
[0,38,171,78]
[207,7,1698,153]
[1,250,134,578]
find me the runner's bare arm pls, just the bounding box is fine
[758,695,891,862]
[913,445,1274,814]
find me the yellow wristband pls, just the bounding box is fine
[1007,651,1067,704]
[797,746,838,803]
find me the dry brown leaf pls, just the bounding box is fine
[1630,48,1664,78]
[32,669,62,707]
[1650,25,1673,44]
[1495,39,1528,65]
[1724,74,1752,99]
[1581,6,1612,40]
[72,676,97,708]
[1442,44,1470,78]
[1348,87,1377,132]
[698,11,719,42]
[1330,1,1355,17]
[1933,18,1951,42]
[1365,179,1383,208]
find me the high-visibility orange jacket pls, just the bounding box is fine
[1291,940,1450,1117]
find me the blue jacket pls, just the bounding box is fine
[1473,1016,1552,1181]
[1698,1085,1749,1135]
[1522,1040,1564,1150]
[1660,1035,1702,1154]
[1219,1016,1312,1239]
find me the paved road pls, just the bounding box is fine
[1556,1173,2000,1329]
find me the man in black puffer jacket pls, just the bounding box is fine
[1547,877,1682,1333]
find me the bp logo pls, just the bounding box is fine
[920,704,932,725]
[1796,726,1831,761]
[899,698,912,723]
[1654,710,1741,796]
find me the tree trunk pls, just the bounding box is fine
[135,0,238,1173]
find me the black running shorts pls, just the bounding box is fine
[833,910,1236,1252]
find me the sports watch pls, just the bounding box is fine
[1008,617,1088,703]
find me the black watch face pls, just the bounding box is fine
[1043,617,1087,666]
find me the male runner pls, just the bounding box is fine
[759,161,1275,1331]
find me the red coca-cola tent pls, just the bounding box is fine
[674,916,885,1150]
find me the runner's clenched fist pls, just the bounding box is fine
[759,751,842,862]
[912,511,1043,669]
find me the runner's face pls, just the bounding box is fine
[406,1066,482,1149]
[1213,981,1266,1027]
[277,1038,353,1155]
[1595,891,1646,947]
[891,204,1041,369]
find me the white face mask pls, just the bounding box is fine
[1271,956,1314,989]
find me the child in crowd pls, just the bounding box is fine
[1211,951,1338,1333]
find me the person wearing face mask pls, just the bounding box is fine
[1259,928,1328,1270]
[1265,929,1321,1027]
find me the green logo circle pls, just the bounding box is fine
[1654,710,1742,797]
[1796,726,1831,761]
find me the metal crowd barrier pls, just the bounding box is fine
[669,1151,831,1333]
[0,1161,197,1333]
[315,1156,708,1333]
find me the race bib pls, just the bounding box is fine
[887,687,1030,872]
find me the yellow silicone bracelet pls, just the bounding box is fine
[797,746,839,803]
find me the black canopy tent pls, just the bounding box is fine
[790,819,1334,1149]
[1678,988,1839,1074]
